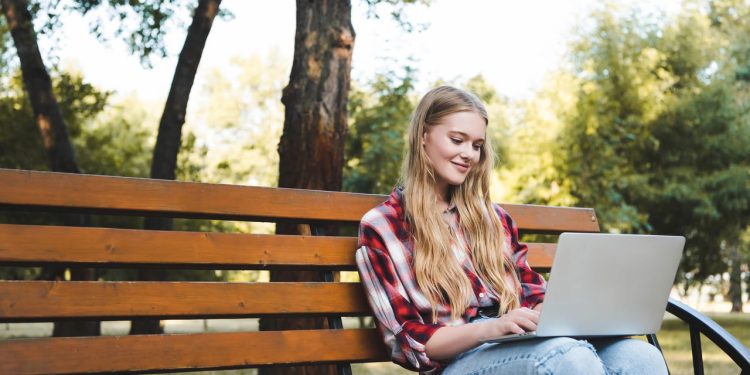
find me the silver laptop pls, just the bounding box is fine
[482,232,685,343]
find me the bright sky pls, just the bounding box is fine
[51,0,682,102]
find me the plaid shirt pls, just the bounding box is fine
[355,188,546,374]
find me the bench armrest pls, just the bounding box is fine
[666,298,750,373]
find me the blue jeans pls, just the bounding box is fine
[442,321,668,374]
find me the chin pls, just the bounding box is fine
[448,177,469,186]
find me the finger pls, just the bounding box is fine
[507,308,539,323]
[506,322,525,335]
[514,317,537,332]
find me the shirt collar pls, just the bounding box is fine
[392,186,457,214]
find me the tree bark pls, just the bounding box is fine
[259,1,354,374]
[130,0,221,335]
[2,0,79,172]
[2,0,99,337]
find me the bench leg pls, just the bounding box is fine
[690,326,704,375]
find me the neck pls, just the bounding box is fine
[436,185,451,211]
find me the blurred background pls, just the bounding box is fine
[1,0,748,373]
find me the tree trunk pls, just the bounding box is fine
[728,243,743,312]
[2,0,99,337]
[130,0,221,335]
[259,1,354,374]
[1,0,79,172]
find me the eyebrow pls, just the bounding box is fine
[448,130,485,143]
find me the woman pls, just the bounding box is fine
[355,86,668,374]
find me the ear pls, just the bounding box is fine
[421,131,426,146]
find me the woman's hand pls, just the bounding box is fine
[477,307,540,340]
[425,307,540,360]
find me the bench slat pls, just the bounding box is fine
[502,204,599,233]
[0,224,357,269]
[0,169,599,232]
[0,168,382,223]
[0,329,389,374]
[0,223,555,270]
[0,281,370,321]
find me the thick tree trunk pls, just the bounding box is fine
[2,0,99,337]
[259,1,354,374]
[130,0,221,335]
[728,244,743,312]
[1,0,79,172]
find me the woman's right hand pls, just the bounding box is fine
[425,306,541,360]
[479,307,540,339]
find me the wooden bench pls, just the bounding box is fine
[0,168,748,374]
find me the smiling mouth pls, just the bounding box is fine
[452,161,470,171]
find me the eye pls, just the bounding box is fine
[450,138,462,145]
[473,144,483,151]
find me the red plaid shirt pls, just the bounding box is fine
[355,188,546,374]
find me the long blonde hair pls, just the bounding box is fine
[401,86,520,321]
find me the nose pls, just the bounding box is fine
[460,144,478,161]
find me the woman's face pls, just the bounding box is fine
[422,110,486,197]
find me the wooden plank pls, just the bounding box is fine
[0,224,358,269]
[526,243,555,272]
[0,282,370,322]
[502,203,600,233]
[0,169,598,231]
[0,168,384,223]
[0,329,389,374]
[0,223,555,270]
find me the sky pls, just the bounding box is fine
[48,0,682,103]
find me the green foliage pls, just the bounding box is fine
[74,94,154,177]
[343,71,514,196]
[189,50,287,188]
[2,0,232,68]
[344,68,416,194]
[463,74,512,170]
[558,5,672,231]
[510,1,750,291]
[66,0,232,67]
[0,69,110,170]
[0,72,47,170]
[361,0,432,33]
[500,71,578,206]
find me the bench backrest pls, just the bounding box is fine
[0,168,600,374]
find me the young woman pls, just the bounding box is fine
[355,86,668,374]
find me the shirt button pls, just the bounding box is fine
[479,292,485,298]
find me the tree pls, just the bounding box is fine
[345,68,415,194]
[1,0,80,173]
[500,69,579,206]
[191,50,288,187]
[515,2,750,309]
[131,0,222,335]
[259,1,354,373]
[1,0,102,337]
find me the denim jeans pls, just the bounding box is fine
[442,320,668,375]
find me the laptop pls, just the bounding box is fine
[481,232,685,343]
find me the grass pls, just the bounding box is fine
[656,312,749,375]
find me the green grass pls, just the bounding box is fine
[655,313,749,375]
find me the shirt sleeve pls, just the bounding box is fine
[496,205,547,308]
[356,221,445,374]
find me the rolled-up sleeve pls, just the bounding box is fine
[495,205,547,308]
[356,223,444,373]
